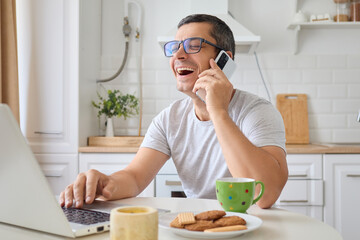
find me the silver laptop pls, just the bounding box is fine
[0,104,122,237]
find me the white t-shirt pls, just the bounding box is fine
[140,89,286,199]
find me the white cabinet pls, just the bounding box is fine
[155,159,185,197]
[324,154,360,240]
[275,154,324,221]
[79,153,154,197]
[278,180,323,205]
[156,175,184,198]
[17,0,78,154]
[16,0,79,194]
[37,154,78,195]
[286,154,322,179]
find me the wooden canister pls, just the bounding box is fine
[350,0,360,21]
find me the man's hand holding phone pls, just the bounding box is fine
[193,58,234,116]
[194,50,236,108]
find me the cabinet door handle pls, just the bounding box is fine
[34,131,63,135]
[346,174,360,177]
[288,174,308,178]
[42,169,63,177]
[165,180,182,186]
[280,200,308,203]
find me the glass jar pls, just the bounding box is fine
[334,1,350,22]
[350,0,360,21]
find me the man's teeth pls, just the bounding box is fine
[177,67,195,75]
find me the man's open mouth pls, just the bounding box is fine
[176,67,195,76]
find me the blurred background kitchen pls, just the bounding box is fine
[82,0,360,145]
[17,0,360,146]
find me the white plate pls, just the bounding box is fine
[159,211,262,239]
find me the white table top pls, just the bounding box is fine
[0,197,342,240]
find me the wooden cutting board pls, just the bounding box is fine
[276,94,309,144]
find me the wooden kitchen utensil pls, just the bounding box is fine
[276,94,309,144]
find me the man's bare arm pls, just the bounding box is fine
[60,147,169,208]
[210,110,288,208]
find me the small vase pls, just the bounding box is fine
[105,117,114,137]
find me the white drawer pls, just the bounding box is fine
[287,154,322,179]
[36,154,78,195]
[78,153,154,197]
[155,174,184,197]
[79,153,134,175]
[277,179,323,206]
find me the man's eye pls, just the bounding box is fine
[189,44,201,50]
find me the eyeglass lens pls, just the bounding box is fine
[184,38,202,53]
[165,38,202,57]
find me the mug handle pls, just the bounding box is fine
[252,181,265,205]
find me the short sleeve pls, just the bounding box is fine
[140,110,171,157]
[242,103,286,152]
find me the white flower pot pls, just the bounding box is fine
[105,118,114,137]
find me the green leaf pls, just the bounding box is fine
[92,89,139,120]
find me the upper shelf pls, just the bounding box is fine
[288,21,360,53]
[288,21,360,30]
[288,0,360,53]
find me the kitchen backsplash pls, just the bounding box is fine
[98,53,360,143]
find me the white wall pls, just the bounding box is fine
[79,0,360,145]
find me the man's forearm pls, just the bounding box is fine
[210,109,288,208]
[108,170,141,200]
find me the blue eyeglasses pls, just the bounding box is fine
[164,37,224,57]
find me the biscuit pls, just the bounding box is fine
[195,210,226,221]
[184,220,220,232]
[169,216,184,229]
[204,225,247,232]
[214,216,247,227]
[177,212,196,225]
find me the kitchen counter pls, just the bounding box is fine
[79,146,140,153]
[79,143,360,154]
[286,143,360,154]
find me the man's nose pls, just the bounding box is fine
[173,44,187,59]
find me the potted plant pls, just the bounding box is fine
[92,89,139,137]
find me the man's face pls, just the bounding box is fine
[170,22,218,96]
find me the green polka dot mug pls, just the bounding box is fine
[216,178,265,213]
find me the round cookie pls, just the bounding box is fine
[214,216,247,227]
[195,210,226,221]
[184,220,220,231]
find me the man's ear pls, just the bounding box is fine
[226,50,234,60]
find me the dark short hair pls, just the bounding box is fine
[177,14,235,59]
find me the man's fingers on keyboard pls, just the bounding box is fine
[64,184,74,208]
[59,191,65,206]
[74,173,87,208]
[85,169,101,204]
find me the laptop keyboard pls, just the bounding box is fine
[62,207,110,225]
